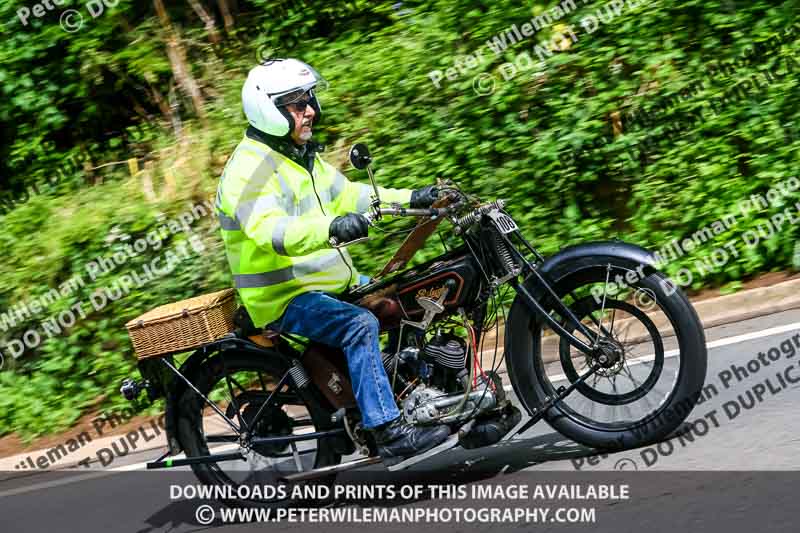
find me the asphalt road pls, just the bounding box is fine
[2,310,799,532]
[434,308,800,473]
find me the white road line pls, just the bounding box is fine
[0,471,115,499]
[620,320,800,368]
[506,321,800,389]
[0,445,236,498]
[702,321,800,349]
[4,321,800,484]
[109,443,238,472]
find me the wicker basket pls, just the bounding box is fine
[126,288,238,360]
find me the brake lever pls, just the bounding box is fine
[329,235,370,248]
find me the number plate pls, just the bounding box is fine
[487,210,519,234]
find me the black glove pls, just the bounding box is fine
[410,185,440,208]
[329,213,370,243]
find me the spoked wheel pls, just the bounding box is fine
[559,297,669,409]
[524,266,707,450]
[176,352,341,507]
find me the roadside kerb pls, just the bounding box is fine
[4,277,800,473]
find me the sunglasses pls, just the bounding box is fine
[273,89,314,111]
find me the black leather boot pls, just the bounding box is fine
[373,417,451,459]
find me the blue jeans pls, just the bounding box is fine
[269,288,400,429]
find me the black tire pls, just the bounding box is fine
[515,267,707,450]
[175,351,341,507]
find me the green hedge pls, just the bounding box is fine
[1,0,799,439]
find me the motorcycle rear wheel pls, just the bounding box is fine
[175,351,342,507]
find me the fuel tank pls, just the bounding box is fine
[351,250,482,330]
[393,253,481,318]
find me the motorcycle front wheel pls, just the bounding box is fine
[510,265,708,450]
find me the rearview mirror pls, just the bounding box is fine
[349,143,372,170]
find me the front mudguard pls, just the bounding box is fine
[504,240,659,416]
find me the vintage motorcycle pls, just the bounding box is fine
[122,143,707,504]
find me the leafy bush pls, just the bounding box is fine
[1,0,798,439]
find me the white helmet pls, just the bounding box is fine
[241,58,326,137]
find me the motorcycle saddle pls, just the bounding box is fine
[233,306,281,347]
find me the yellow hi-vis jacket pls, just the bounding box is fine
[215,134,412,328]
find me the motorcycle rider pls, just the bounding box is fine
[215,58,450,459]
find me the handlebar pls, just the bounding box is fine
[328,205,456,248]
[329,193,500,249]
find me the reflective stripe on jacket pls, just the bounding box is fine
[216,134,412,327]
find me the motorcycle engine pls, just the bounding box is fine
[396,330,498,425]
[424,331,469,391]
[381,330,469,391]
[402,375,498,425]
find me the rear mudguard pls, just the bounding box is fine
[504,240,659,416]
[156,337,355,456]
[147,338,296,455]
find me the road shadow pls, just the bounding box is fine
[135,499,213,533]
[136,425,694,531]
[135,430,589,531]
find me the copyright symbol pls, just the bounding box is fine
[195,504,215,525]
[472,73,497,96]
[633,287,658,311]
[60,10,84,33]
[614,458,638,471]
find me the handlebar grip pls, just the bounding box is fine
[330,211,375,249]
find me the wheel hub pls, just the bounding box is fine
[225,392,294,456]
[243,402,293,455]
[590,338,626,375]
[559,295,667,406]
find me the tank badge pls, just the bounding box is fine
[416,286,447,300]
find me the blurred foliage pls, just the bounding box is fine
[0,0,798,438]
